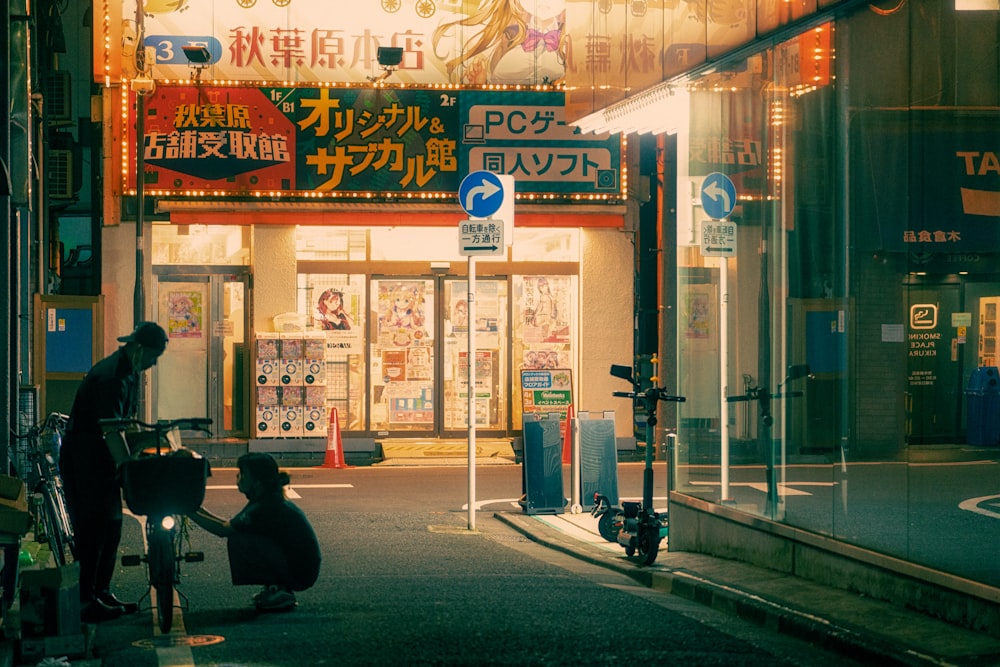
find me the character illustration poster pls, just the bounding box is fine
[167,291,203,338]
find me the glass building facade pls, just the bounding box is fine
[672,1,1000,588]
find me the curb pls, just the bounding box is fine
[494,511,956,667]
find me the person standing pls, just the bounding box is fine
[188,452,321,612]
[60,321,168,623]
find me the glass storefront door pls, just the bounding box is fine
[369,276,508,436]
[442,277,508,433]
[152,269,249,436]
[370,278,436,434]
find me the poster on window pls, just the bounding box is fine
[377,281,430,347]
[167,291,203,338]
[520,368,573,420]
[519,276,570,344]
[298,275,364,353]
[682,285,716,351]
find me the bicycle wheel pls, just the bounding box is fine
[147,527,176,633]
[39,488,68,566]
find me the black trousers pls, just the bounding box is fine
[60,444,123,603]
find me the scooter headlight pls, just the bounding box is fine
[160,515,176,531]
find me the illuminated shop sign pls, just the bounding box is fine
[106,0,568,86]
[125,87,621,199]
[852,112,1000,253]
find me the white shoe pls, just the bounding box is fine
[255,585,296,611]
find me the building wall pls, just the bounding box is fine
[252,226,298,332]
[579,228,634,438]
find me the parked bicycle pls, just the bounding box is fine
[12,412,75,566]
[99,417,212,633]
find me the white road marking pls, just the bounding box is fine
[959,494,1000,519]
[688,480,835,496]
[206,483,353,500]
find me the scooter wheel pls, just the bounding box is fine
[597,511,620,543]
[637,525,660,565]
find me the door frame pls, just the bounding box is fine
[369,274,510,439]
[152,265,251,438]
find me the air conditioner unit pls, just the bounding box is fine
[47,150,74,200]
[43,71,72,124]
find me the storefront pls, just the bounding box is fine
[140,222,632,448]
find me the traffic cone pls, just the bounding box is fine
[316,407,351,469]
[561,404,574,464]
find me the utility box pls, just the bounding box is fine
[521,415,565,515]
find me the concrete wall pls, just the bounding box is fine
[252,225,298,332]
[101,222,139,354]
[669,492,1000,636]
[580,228,634,440]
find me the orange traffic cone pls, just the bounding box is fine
[561,404,574,464]
[316,407,351,469]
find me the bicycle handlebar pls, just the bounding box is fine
[98,417,213,433]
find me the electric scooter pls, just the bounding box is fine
[592,361,685,565]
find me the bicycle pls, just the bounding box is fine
[99,417,212,633]
[12,412,76,566]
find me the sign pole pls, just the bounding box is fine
[468,255,477,531]
[720,254,731,502]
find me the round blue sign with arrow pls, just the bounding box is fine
[700,172,737,220]
[459,171,505,218]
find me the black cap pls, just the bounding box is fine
[117,321,168,353]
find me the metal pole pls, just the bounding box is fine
[720,254,731,502]
[467,256,477,531]
[133,5,145,324]
[134,92,144,324]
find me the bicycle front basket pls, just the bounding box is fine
[121,455,209,516]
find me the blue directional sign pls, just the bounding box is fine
[459,171,505,218]
[700,172,737,220]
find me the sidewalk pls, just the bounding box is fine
[495,509,1000,667]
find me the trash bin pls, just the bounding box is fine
[966,366,1000,446]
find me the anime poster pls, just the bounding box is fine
[377,281,430,347]
[523,349,564,369]
[298,275,364,354]
[167,291,203,338]
[684,287,715,340]
[314,287,356,332]
[520,275,570,344]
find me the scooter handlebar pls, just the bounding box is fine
[613,390,686,402]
